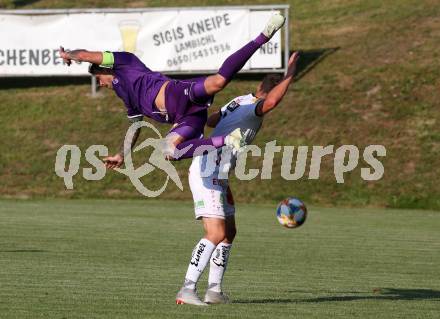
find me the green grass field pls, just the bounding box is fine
[1,0,439,209]
[0,199,438,318]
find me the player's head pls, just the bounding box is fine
[88,64,115,89]
[256,73,283,97]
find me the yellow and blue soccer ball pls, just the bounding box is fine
[276,198,307,228]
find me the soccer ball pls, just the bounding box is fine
[276,198,307,228]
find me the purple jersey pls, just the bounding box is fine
[111,52,170,122]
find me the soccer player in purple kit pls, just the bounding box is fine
[59,13,285,167]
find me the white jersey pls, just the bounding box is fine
[190,93,264,179]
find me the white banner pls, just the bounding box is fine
[0,9,282,75]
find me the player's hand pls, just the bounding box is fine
[287,51,300,75]
[59,46,72,66]
[103,153,124,169]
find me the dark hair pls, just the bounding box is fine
[260,73,283,93]
[88,63,114,75]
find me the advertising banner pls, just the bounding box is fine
[0,9,282,75]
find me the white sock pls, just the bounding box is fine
[208,242,232,292]
[183,238,216,290]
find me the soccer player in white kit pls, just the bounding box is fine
[176,52,300,305]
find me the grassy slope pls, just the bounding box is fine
[0,0,439,209]
[0,199,439,318]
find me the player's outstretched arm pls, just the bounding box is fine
[258,52,300,115]
[59,46,103,66]
[207,111,222,128]
[103,116,143,169]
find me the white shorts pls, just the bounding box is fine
[188,166,235,220]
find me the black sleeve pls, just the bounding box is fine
[254,99,265,117]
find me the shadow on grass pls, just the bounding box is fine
[0,48,339,89]
[0,249,47,253]
[0,76,92,89]
[0,0,41,9]
[294,47,340,81]
[233,288,440,304]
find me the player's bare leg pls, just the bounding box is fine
[203,218,227,244]
[224,216,237,244]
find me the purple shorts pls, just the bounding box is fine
[165,79,212,140]
[168,109,208,140]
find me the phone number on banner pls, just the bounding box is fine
[167,43,231,68]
